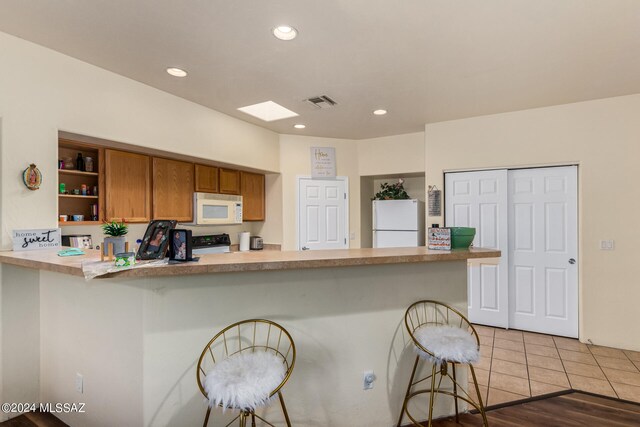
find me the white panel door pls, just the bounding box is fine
[445,170,509,328]
[298,178,348,250]
[509,166,578,337]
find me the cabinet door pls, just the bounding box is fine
[219,168,240,195]
[152,158,194,221]
[105,150,151,223]
[240,172,265,221]
[194,164,219,193]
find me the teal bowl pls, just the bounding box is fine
[449,227,476,249]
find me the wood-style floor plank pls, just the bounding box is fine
[0,412,68,427]
[426,392,640,427]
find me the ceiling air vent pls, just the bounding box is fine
[305,95,337,109]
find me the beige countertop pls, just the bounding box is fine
[0,247,501,279]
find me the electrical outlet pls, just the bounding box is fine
[363,370,375,390]
[350,232,356,240]
[599,240,614,250]
[75,373,83,394]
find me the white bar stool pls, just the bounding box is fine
[196,319,296,427]
[397,300,488,427]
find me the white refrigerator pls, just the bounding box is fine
[372,199,425,248]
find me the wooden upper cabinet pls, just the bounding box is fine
[152,157,194,221]
[105,149,151,223]
[219,168,241,195]
[240,172,265,221]
[194,164,219,193]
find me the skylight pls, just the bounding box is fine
[237,101,299,122]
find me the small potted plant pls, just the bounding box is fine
[102,220,128,255]
[373,179,410,200]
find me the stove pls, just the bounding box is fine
[192,233,231,254]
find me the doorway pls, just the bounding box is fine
[445,166,578,338]
[297,176,349,250]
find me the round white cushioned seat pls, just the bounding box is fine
[413,325,480,364]
[204,351,286,411]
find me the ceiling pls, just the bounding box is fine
[1,1,639,139]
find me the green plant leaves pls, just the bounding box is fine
[373,181,410,200]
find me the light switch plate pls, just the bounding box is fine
[75,373,83,393]
[599,240,614,250]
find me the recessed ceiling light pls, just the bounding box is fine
[238,101,299,122]
[166,67,188,77]
[373,109,387,115]
[272,25,298,41]
[293,124,306,129]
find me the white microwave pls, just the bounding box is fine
[191,193,243,225]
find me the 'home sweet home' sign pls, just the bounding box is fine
[12,228,61,251]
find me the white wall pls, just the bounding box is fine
[425,94,640,351]
[357,132,425,176]
[0,31,279,250]
[1,266,40,412]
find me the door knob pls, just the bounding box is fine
[302,246,310,251]
[568,258,576,265]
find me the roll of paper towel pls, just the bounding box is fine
[238,232,250,252]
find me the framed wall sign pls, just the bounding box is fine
[310,147,336,178]
[13,228,61,251]
[428,185,442,216]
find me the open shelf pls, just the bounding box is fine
[59,194,99,199]
[58,169,99,177]
[58,138,105,226]
[59,221,101,227]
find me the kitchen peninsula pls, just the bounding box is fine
[0,247,499,426]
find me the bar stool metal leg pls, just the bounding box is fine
[452,363,459,423]
[278,391,292,427]
[251,412,256,427]
[469,364,489,426]
[397,355,420,427]
[203,406,212,427]
[427,363,438,427]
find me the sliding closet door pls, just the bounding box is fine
[445,170,509,328]
[508,166,578,337]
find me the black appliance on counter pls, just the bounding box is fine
[192,233,231,254]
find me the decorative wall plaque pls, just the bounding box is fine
[310,147,336,178]
[428,185,441,216]
[13,228,61,251]
[23,164,42,191]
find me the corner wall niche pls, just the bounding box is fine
[359,172,425,248]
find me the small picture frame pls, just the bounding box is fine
[169,229,193,262]
[428,227,451,251]
[137,220,177,260]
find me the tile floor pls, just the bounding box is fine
[468,325,640,406]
